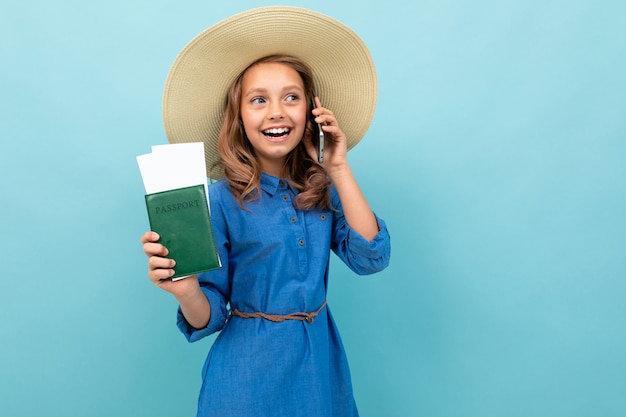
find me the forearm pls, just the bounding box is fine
[328,163,379,242]
[175,282,212,329]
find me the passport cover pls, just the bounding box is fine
[145,184,220,279]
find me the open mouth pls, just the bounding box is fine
[263,127,291,139]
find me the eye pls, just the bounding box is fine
[251,97,266,104]
[285,94,298,102]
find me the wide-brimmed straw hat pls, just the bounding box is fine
[162,6,377,179]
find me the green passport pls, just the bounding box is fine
[145,184,221,279]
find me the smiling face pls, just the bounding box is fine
[239,62,308,177]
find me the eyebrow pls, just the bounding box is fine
[243,85,304,98]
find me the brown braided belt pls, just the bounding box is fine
[231,300,327,324]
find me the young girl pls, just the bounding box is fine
[141,7,390,417]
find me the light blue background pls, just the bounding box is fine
[1,0,625,416]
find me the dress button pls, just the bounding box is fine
[298,239,305,246]
[279,180,285,187]
[282,196,289,202]
[290,217,297,223]
[320,215,327,220]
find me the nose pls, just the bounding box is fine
[268,102,285,120]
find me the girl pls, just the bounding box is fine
[141,7,390,417]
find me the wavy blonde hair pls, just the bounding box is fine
[214,55,330,210]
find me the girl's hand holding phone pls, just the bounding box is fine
[309,97,348,173]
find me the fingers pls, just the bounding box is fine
[312,110,345,146]
[141,231,168,257]
[312,101,336,126]
[143,241,168,257]
[140,231,159,244]
[314,96,321,109]
[312,98,343,137]
[140,230,175,281]
[148,255,175,281]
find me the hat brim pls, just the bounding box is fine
[162,6,377,179]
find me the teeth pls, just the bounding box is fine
[264,128,290,135]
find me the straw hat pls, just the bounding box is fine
[162,6,377,179]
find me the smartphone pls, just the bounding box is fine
[311,98,324,164]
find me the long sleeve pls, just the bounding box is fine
[330,188,391,275]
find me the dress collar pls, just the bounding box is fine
[260,173,294,196]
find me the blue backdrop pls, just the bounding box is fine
[2,1,625,416]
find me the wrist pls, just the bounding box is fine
[172,275,202,302]
[326,161,352,181]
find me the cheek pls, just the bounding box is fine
[240,111,260,133]
[294,109,308,133]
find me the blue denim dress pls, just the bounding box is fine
[177,173,391,416]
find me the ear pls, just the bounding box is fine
[303,121,313,142]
